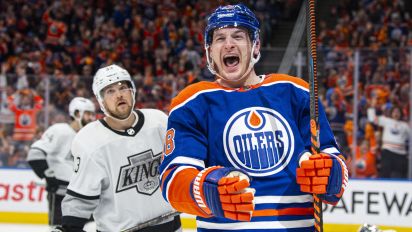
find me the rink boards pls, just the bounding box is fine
[1,168,411,231]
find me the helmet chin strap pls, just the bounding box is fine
[206,41,261,84]
[76,118,83,128]
[74,111,85,128]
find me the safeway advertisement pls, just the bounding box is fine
[0,169,411,227]
[324,179,412,227]
[0,168,47,212]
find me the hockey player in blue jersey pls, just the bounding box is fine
[159,3,348,231]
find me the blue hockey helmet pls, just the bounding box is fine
[204,4,260,47]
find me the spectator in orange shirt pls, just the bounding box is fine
[42,3,68,51]
[8,88,43,142]
[354,138,377,178]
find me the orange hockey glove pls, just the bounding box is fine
[296,151,348,204]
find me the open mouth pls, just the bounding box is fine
[117,101,127,107]
[223,55,240,68]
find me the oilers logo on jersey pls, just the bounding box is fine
[223,107,294,177]
[116,149,162,195]
[19,113,32,126]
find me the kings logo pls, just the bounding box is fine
[223,107,294,176]
[116,150,161,195]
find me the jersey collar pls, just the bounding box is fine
[99,110,145,137]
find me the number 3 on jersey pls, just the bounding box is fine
[74,157,81,173]
[164,128,175,156]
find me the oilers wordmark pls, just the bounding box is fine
[223,107,294,176]
[232,130,284,169]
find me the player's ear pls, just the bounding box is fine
[253,40,260,57]
[207,47,216,65]
[208,47,213,58]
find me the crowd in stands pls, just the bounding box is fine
[0,0,288,168]
[318,0,411,178]
[0,0,411,179]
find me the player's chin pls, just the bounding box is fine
[223,66,244,77]
[223,73,244,83]
[116,108,133,119]
[117,103,132,112]
[113,113,130,120]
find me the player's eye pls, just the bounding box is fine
[104,88,115,96]
[233,32,246,40]
[214,36,225,42]
[119,85,129,91]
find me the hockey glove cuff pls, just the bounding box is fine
[192,166,255,221]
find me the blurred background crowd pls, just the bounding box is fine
[0,0,411,179]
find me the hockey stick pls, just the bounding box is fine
[34,181,67,196]
[120,211,180,232]
[306,0,323,231]
[49,192,56,225]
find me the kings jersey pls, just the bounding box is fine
[63,109,175,232]
[160,74,342,231]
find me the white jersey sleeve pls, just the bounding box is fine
[27,123,76,181]
[28,124,60,161]
[69,144,107,197]
[62,121,108,225]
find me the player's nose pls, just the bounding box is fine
[224,38,236,49]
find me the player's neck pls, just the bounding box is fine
[243,70,262,86]
[217,70,262,89]
[104,111,137,131]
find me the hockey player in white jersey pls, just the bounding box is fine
[27,97,96,226]
[59,64,181,232]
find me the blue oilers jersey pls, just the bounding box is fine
[160,74,342,231]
